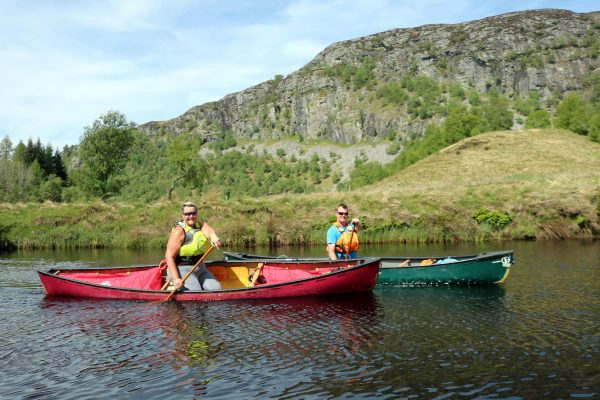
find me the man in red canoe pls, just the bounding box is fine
[164,201,222,291]
[326,203,363,260]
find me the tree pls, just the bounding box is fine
[476,92,513,133]
[165,132,207,200]
[25,160,45,201]
[442,102,478,142]
[346,161,390,190]
[13,141,27,164]
[0,136,15,201]
[588,111,600,143]
[52,149,67,181]
[39,174,63,202]
[554,93,589,135]
[589,71,600,105]
[0,136,12,160]
[76,111,136,197]
[524,109,551,128]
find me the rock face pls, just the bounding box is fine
[140,9,600,144]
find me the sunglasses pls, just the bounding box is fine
[337,212,349,216]
[183,212,197,217]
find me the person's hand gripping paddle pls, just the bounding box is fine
[163,246,215,301]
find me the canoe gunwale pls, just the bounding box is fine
[378,250,514,269]
[222,250,515,286]
[37,257,381,300]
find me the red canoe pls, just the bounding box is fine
[37,258,380,301]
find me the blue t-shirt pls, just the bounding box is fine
[326,223,357,259]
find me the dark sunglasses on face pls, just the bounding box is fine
[337,212,349,216]
[183,212,197,216]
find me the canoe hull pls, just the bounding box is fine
[223,251,515,286]
[38,258,380,301]
[378,251,513,285]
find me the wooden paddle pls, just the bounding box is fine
[160,276,171,291]
[163,245,215,301]
[249,262,264,287]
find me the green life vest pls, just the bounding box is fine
[175,221,209,265]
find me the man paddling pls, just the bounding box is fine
[326,203,363,260]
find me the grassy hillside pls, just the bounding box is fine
[357,128,600,240]
[1,128,598,250]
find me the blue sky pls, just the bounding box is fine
[1,1,598,149]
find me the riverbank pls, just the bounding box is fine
[1,129,598,250]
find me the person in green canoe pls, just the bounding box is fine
[164,201,222,291]
[326,203,363,260]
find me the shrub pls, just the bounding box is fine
[515,91,541,116]
[472,209,511,229]
[39,175,63,202]
[588,112,600,142]
[525,109,551,128]
[386,142,402,155]
[575,215,587,228]
[554,93,589,135]
[61,186,88,202]
[449,83,465,99]
[343,161,390,190]
[376,82,408,105]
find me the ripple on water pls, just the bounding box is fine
[1,243,599,399]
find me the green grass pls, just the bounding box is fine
[1,128,599,249]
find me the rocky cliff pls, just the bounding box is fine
[140,9,600,144]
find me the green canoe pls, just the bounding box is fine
[377,250,514,286]
[223,250,514,286]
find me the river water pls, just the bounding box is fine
[0,241,598,399]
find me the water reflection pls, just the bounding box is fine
[1,240,598,399]
[152,293,381,399]
[29,298,190,398]
[32,292,383,399]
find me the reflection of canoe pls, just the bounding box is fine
[223,251,515,286]
[37,258,380,301]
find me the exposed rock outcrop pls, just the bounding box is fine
[140,9,600,144]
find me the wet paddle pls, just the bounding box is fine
[163,245,215,301]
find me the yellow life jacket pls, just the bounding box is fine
[334,222,359,254]
[174,221,209,264]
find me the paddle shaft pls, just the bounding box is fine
[249,262,264,287]
[345,226,356,261]
[160,277,170,291]
[164,245,215,301]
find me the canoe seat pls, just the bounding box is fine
[207,266,251,289]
